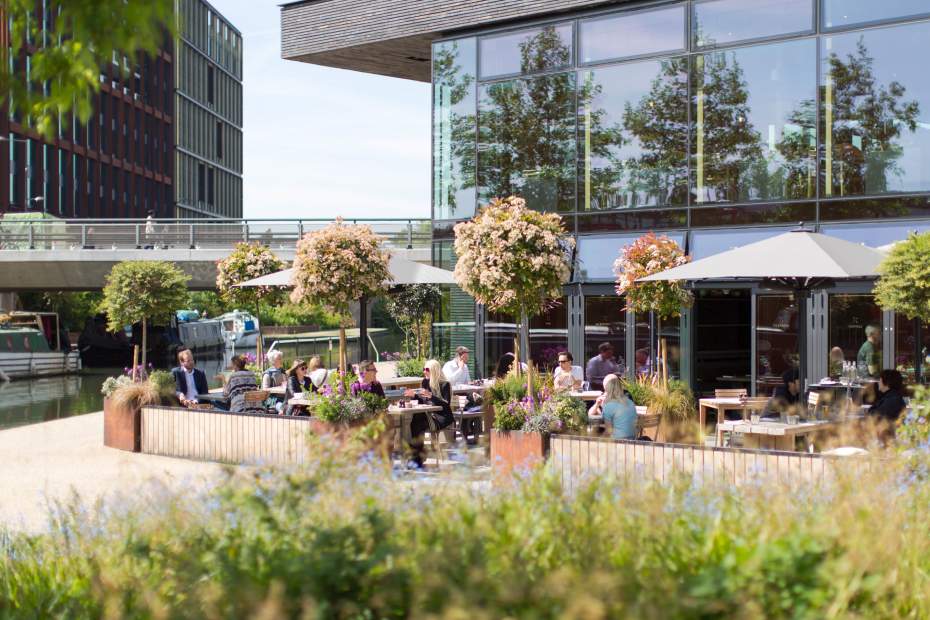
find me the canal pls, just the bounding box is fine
[0,357,230,431]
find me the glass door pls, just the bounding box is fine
[755,294,799,397]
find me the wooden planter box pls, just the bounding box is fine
[103,397,142,452]
[490,430,549,475]
[308,416,392,456]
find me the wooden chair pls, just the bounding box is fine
[423,412,446,467]
[190,403,215,411]
[807,391,823,419]
[636,413,662,440]
[739,397,770,419]
[715,388,747,399]
[243,390,271,413]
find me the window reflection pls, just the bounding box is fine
[822,0,930,29]
[579,5,684,64]
[479,23,572,79]
[689,227,792,260]
[828,294,882,379]
[693,39,817,204]
[584,296,627,376]
[578,58,688,210]
[821,22,930,197]
[478,72,576,212]
[820,221,930,247]
[576,232,686,281]
[756,294,799,396]
[485,301,568,376]
[694,0,813,48]
[432,243,477,377]
[433,39,477,221]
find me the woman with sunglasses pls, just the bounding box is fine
[284,359,312,415]
[403,359,454,467]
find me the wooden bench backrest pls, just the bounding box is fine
[715,388,747,399]
[244,390,270,404]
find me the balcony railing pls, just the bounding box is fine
[0,218,433,251]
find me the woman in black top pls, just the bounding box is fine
[284,359,313,415]
[495,352,517,379]
[403,359,454,467]
[870,369,907,422]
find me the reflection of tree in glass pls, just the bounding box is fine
[823,38,920,195]
[620,59,690,207]
[478,27,576,212]
[775,99,817,199]
[433,42,475,217]
[692,53,763,203]
[577,72,624,210]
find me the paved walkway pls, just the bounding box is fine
[0,412,225,533]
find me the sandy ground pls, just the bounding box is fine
[0,412,226,533]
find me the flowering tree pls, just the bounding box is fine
[614,232,692,382]
[290,219,391,372]
[453,196,574,367]
[216,242,286,309]
[101,260,190,370]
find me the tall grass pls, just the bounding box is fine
[2,442,930,618]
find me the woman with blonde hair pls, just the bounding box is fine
[404,359,455,467]
[600,373,637,440]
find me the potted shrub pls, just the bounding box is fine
[305,372,390,452]
[490,397,549,475]
[103,378,160,452]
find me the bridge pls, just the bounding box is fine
[0,218,432,291]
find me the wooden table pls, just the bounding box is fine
[268,385,287,396]
[570,390,603,401]
[452,382,490,395]
[698,398,754,434]
[380,376,423,389]
[387,404,441,451]
[716,419,837,451]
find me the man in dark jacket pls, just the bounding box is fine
[172,348,208,407]
[764,368,802,418]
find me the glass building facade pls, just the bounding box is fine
[432,0,930,393]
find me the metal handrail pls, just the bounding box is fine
[0,217,432,250]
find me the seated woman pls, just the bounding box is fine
[284,359,312,415]
[224,354,264,414]
[351,359,386,398]
[261,350,287,389]
[869,369,907,443]
[764,368,801,418]
[600,374,637,440]
[403,359,454,468]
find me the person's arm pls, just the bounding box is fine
[585,359,595,383]
[373,382,385,398]
[261,371,271,390]
[173,369,189,405]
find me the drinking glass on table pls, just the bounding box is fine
[582,381,590,392]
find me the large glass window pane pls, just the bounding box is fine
[756,294,800,396]
[478,72,576,212]
[479,23,572,79]
[485,300,567,376]
[693,39,816,204]
[694,0,813,48]
[690,227,793,260]
[694,289,751,396]
[579,5,684,64]
[576,232,686,281]
[432,242,477,377]
[828,294,882,379]
[820,221,930,247]
[579,58,688,210]
[821,22,930,197]
[433,38,477,221]
[584,296,627,378]
[822,0,930,29]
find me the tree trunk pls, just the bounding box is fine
[519,309,531,368]
[656,316,663,386]
[338,325,347,374]
[141,316,147,372]
[255,303,264,371]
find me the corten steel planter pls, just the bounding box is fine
[103,397,142,452]
[308,415,391,456]
[490,430,549,476]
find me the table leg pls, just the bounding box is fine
[699,404,707,436]
[716,426,724,448]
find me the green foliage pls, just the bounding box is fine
[621,375,656,406]
[898,385,930,451]
[5,449,930,617]
[100,261,190,332]
[186,291,228,319]
[148,370,176,402]
[2,0,175,139]
[485,371,545,410]
[874,232,930,322]
[385,285,441,358]
[395,357,426,378]
[494,399,530,431]
[100,375,131,398]
[256,302,341,328]
[541,393,588,433]
[15,292,102,331]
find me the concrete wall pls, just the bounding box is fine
[281,0,632,81]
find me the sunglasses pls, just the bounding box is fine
[365,367,376,372]
[559,359,570,364]
[423,368,430,372]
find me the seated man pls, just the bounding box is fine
[442,346,471,386]
[585,342,620,392]
[172,348,209,408]
[764,368,801,418]
[553,351,582,392]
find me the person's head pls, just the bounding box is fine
[782,368,800,395]
[598,342,614,360]
[307,356,322,372]
[359,359,377,383]
[288,358,308,379]
[147,209,154,217]
[865,324,881,344]
[455,346,470,365]
[603,373,626,402]
[557,351,573,371]
[495,352,516,378]
[266,350,284,369]
[424,359,444,393]
[879,369,903,393]
[230,355,247,372]
[830,346,845,363]
[177,349,194,370]
[635,348,649,366]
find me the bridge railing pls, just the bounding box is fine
[0,218,433,251]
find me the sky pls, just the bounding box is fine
[209,1,431,220]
